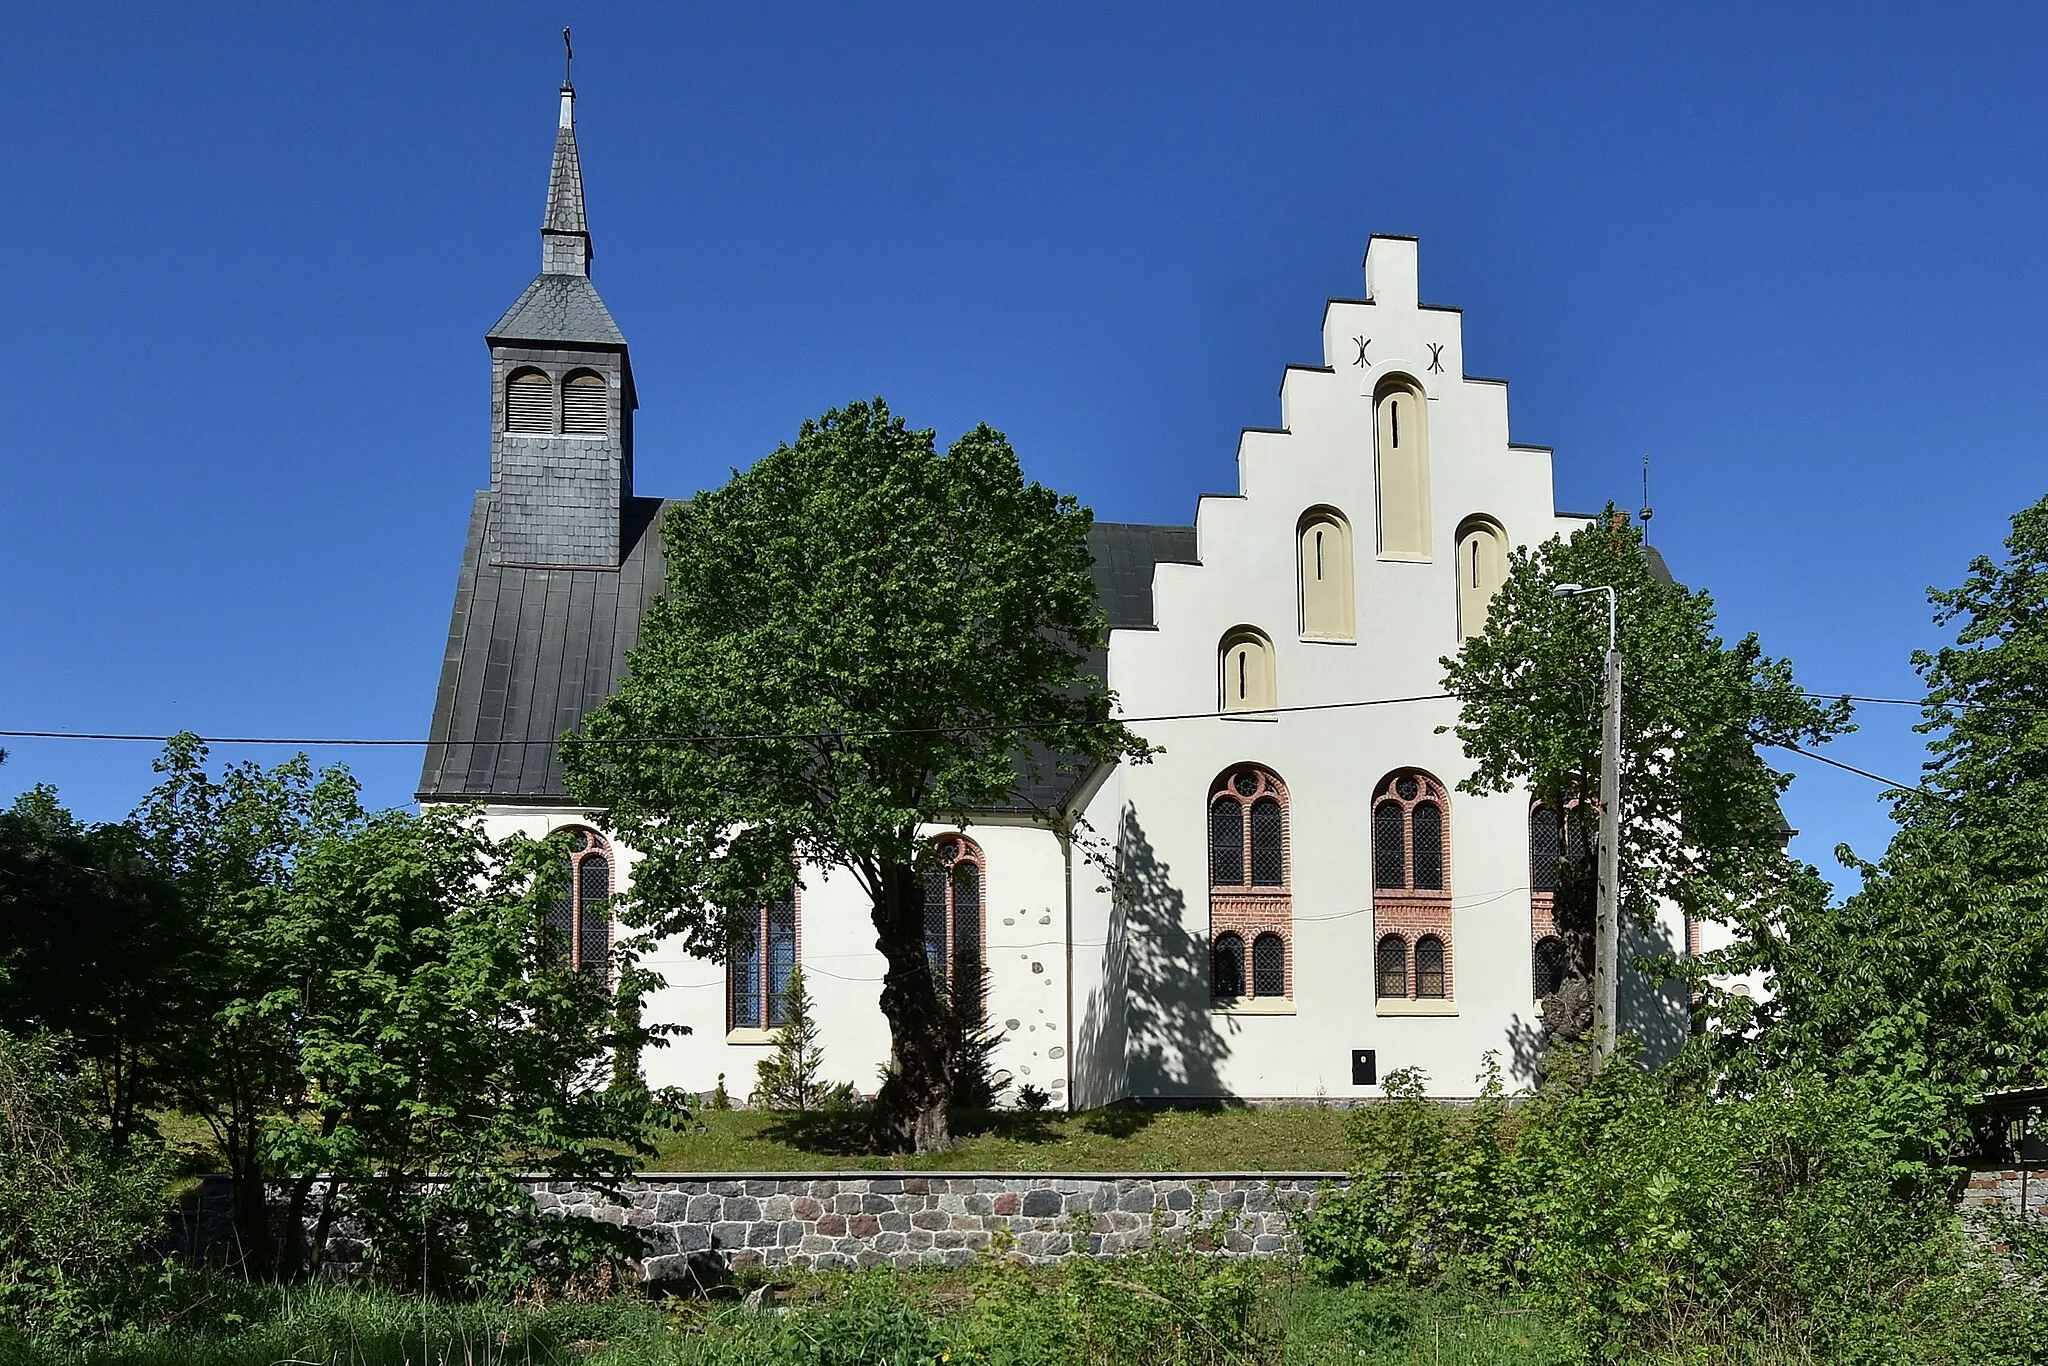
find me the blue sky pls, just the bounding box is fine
[4,4,2043,891]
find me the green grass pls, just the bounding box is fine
[0,1275,1569,1366]
[646,1104,1355,1172]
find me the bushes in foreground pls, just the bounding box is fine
[1298,1053,2048,1364]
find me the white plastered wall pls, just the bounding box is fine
[1075,236,1691,1100]
[462,807,1075,1104]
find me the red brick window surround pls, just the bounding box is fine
[924,835,986,995]
[1208,765,1291,1001]
[1529,800,1592,997]
[1371,771,1452,999]
[546,827,612,973]
[728,886,799,1033]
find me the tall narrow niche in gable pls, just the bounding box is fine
[1297,509,1356,641]
[1374,378,1431,560]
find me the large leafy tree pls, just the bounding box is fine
[1731,496,2048,1136]
[266,811,676,1290]
[131,736,357,1273]
[1440,512,1849,1058]
[0,785,193,1143]
[565,400,1146,1151]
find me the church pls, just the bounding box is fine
[417,76,1695,1107]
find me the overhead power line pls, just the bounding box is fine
[0,692,1460,748]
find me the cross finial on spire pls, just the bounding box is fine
[562,27,574,90]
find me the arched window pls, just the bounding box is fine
[506,368,553,433]
[1252,932,1287,998]
[1372,771,1452,1005]
[1297,508,1355,641]
[1218,628,1277,715]
[1376,935,1408,999]
[1212,932,1245,1000]
[1374,377,1431,560]
[562,370,608,435]
[1208,766,1291,1001]
[1372,771,1450,895]
[1533,936,1567,999]
[545,827,611,971]
[1415,936,1447,999]
[1529,802,1593,893]
[1455,517,1508,639]
[728,889,799,1031]
[923,836,985,994]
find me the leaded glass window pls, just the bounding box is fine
[1212,932,1245,1000]
[1252,933,1286,998]
[1373,803,1406,888]
[1415,935,1446,998]
[1209,798,1243,886]
[923,837,986,995]
[547,827,611,974]
[729,888,801,1031]
[1411,803,1443,891]
[1249,798,1284,886]
[1376,936,1407,999]
[1533,936,1566,999]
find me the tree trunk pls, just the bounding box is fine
[867,860,953,1152]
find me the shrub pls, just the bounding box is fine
[751,965,828,1112]
[0,1033,171,1339]
[1298,1050,2048,1362]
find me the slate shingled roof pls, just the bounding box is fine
[488,273,627,348]
[417,510,1200,808]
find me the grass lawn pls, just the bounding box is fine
[646,1104,1355,1172]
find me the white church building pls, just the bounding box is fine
[417,78,1695,1107]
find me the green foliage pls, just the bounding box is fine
[1441,512,1850,1026]
[947,954,1009,1113]
[564,398,1148,1148]
[1722,495,2048,1138]
[751,966,828,1113]
[0,1034,171,1340]
[0,788,194,1144]
[260,811,684,1293]
[1299,1055,2048,1363]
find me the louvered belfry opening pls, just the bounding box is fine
[506,368,554,432]
[562,371,608,434]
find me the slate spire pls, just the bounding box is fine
[542,30,591,276]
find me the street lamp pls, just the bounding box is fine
[1554,583,1621,1062]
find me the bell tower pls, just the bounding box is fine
[485,38,636,568]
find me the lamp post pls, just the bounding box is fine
[1554,582,1620,1063]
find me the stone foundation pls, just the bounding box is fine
[197,1171,1345,1280]
[549,1172,1341,1280]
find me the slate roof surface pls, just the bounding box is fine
[487,273,626,348]
[417,511,1201,809]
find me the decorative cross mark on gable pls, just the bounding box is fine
[1352,336,1372,369]
[1427,343,1445,374]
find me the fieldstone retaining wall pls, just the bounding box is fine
[194,1172,1347,1280]
[553,1173,1344,1280]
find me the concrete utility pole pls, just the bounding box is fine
[1556,583,1621,1063]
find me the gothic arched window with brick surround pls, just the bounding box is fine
[728,889,799,1032]
[545,827,611,972]
[1297,508,1356,641]
[561,370,608,435]
[923,836,985,994]
[1208,765,1290,1001]
[506,367,553,433]
[1529,799,1592,1000]
[1371,770,1453,1004]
